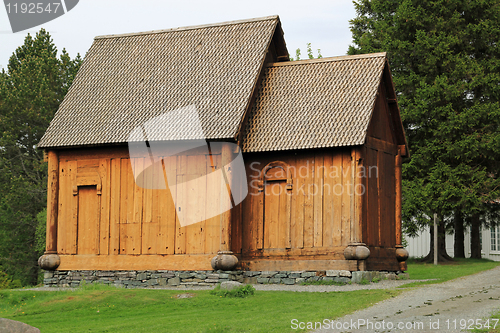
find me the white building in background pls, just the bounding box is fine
[406,226,500,261]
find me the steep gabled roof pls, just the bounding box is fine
[39,16,284,148]
[242,53,403,152]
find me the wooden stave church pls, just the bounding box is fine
[37,15,409,274]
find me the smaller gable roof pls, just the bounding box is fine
[242,53,395,152]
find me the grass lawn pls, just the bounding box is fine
[0,284,399,333]
[2,258,498,332]
[403,258,500,287]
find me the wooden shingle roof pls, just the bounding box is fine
[38,16,281,148]
[242,53,388,152]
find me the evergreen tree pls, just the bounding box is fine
[290,43,322,60]
[0,29,81,284]
[348,0,500,260]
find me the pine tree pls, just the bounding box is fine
[0,29,81,284]
[348,0,500,260]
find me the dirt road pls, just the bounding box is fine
[313,266,500,333]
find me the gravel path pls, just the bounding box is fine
[252,279,417,292]
[22,280,416,292]
[312,266,500,333]
[24,279,418,292]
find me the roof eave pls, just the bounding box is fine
[233,16,287,144]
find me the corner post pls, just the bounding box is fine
[46,150,59,254]
[39,150,61,270]
[395,149,409,271]
[344,148,370,270]
[353,147,365,244]
[211,142,238,270]
[220,142,233,252]
[395,151,402,246]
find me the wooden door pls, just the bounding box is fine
[263,166,291,250]
[77,185,100,254]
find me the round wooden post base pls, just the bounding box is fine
[38,254,61,270]
[211,251,238,270]
[395,245,409,272]
[344,243,370,260]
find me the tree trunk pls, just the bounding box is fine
[470,213,482,259]
[454,209,465,258]
[419,214,453,262]
[438,219,453,260]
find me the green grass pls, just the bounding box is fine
[485,311,500,333]
[209,284,255,298]
[402,258,500,287]
[357,278,370,285]
[0,284,400,333]
[3,258,497,332]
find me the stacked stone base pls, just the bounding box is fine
[43,270,409,288]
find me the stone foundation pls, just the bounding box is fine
[43,270,409,288]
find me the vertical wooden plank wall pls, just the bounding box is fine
[77,186,99,254]
[241,148,356,256]
[362,145,397,250]
[56,150,223,257]
[99,159,111,255]
[240,141,399,259]
[57,159,77,254]
[362,82,399,249]
[109,158,121,255]
[54,142,398,260]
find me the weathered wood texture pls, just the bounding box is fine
[52,84,402,270]
[236,86,401,266]
[57,254,214,271]
[362,83,398,249]
[56,145,225,257]
[240,147,357,258]
[46,150,59,254]
[365,247,399,271]
[395,151,402,246]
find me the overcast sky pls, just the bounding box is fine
[0,0,357,70]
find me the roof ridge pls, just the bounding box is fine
[266,52,387,67]
[95,15,279,40]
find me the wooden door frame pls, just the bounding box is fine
[258,161,293,250]
[73,170,102,254]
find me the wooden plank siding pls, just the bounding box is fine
[53,102,400,269]
[56,144,375,261]
[363,84,399,257]
[55,148,223,258]
[42,50,407,273]
[241,148,356,259]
